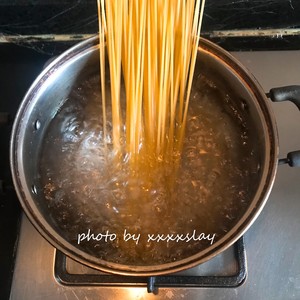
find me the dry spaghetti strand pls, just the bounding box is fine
[97,0,206,165]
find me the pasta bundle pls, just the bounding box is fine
[97,0,205,165]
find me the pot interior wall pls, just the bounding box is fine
[12,38,276,275]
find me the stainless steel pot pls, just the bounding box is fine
[10,36,298,276]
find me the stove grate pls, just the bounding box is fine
[54,237,247,293]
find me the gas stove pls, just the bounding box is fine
[1,45,300,300]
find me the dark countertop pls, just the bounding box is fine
[0,0,300,51]
[0,0,299,34]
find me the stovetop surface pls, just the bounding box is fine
[1,45,300,300]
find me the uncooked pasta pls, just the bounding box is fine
[97,0,206,167]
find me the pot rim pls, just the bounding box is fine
[10,36,279,276]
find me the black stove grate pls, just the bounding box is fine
[54,237,247,293]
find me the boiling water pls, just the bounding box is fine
[40,72,260,266]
